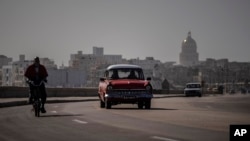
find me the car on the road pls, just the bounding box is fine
[98,64,153,109]
[184,82,202,97]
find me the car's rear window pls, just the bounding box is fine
[107,68,144,80]
[187,84,201,88]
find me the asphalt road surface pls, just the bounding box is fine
[1,94,250,141]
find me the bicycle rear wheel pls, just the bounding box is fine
[34,102,40,117]
[33,88,41,117]
[36,103,40,117]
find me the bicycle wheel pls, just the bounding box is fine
[36,102,40,117]
[34,103,38,117]
[33,89,40,117]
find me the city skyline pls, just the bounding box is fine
[1,0,250,66]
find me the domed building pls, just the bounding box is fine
[179,31,199,66]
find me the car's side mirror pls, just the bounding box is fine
[100,77,105,82]
[146,77,151,81]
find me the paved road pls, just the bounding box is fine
[0,94,250,141]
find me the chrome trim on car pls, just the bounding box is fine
[105,93,153,99]
[105,89,153,99]
[107,89,151,95]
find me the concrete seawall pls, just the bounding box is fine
[0,87,98,98]
[0,86,219,98]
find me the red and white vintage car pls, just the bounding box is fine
[98,64,153,109]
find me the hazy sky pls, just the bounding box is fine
[1,0,250,66]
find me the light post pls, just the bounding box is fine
[221,67,227,94]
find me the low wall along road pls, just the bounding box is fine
[0,86,220,98]
[0,87,98,98]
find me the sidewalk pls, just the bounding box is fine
[0,94,182,108]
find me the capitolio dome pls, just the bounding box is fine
[182,31,197,48]
[179,31,199,66]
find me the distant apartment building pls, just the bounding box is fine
[40,58,57,69]
[1,55,59,86]
[128,57,161,78]
[0,55,13,85]
[128,57,162,89]
[69,47,124,87]
[93,46,104,56]
[69,47,123,69]
[1,65,13,86]
[2,55,32,86]
[0,55,12,67]
[47,68,86,88]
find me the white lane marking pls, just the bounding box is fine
[73,119,88,124]
[151,136,180,141]
[54,105,59,108]
[51,111,57,113]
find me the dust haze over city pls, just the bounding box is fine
[1,1,250,140]
[1,0,250,66]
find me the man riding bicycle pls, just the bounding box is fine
[25,57,48,113]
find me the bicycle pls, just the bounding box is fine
[28,80,45,117]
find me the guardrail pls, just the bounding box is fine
[0,87,221,98]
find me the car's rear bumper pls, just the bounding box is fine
[185,90,202,96]
[105,93,153,102]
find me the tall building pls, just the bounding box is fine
[93,46,104,56]
[69,47,123,87]
[179,31,199,66]
[0,55,12,68]
[0,55,12,86]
